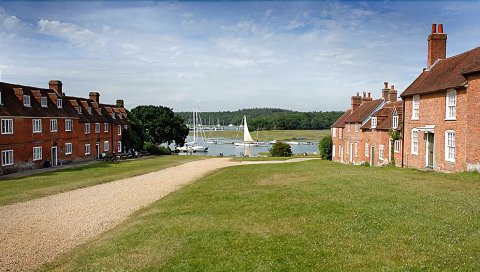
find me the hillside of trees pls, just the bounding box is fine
[175,108,343,130]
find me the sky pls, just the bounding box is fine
[0,1,479,112]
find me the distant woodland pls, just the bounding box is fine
[175,108,344,130]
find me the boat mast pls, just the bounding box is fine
[193,107,196,143]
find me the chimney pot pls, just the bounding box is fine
[438,24,443,33]
[390,85,395,91]
[384,82,388,89]
[89,92,100,103]
[368,92,371,98]
[432,23,437,34]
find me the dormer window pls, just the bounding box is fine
[57,99,63,108]
[23,95,31,107]
[392,113,399,129]
[41,97,48,107]
[371,117,377,129]
[78,107,82,114]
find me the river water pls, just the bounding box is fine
[175,136,319,157]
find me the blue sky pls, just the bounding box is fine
[1,1,479,111]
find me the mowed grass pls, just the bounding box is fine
[44,161,480,271]
[196,129,330,141]
[0,156,201,206]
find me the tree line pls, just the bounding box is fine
[176,108,344,130]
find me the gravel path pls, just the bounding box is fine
[0,157,316,271]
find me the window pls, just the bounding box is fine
[446,90,456,120]
[332,128,336,138]
[354,142,358,157]
[339,145,343,160]
[332,145,336,158]
[394,140,400,153]
[32,119,42,133]
[88,107,92,115]
[412,95,420,120]
[85,123,90,134]
[354,123,358,133]
[118,141,122,153]
[104,141,109,151]
[104,123,109,132]
[371,117,377,129]
[0,90,2,105]
[379,145,384,161]
[50,119,58,132]
[339,128,343,140]
[412,129,419,155]
[57,98,63,108]
[124,125,128,129]
[41,97,48,107]
[85,144,91,155]
[1,119,13,134]
[33,147,42,161]
[1,150,13,166]
[348,124,351,132]
[78,107,82,114]
[365,143,369,157]
[118,125,122,135]
[23,95,31,107]
[95,123,100,133]
[65,119,72,131]
[393,115,399,129]
[445,130,455,162]
[65,143,72,155]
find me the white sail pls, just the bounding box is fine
[243,115,254,143]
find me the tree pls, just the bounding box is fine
[269,141,293,157]
[319,136,332,160]
[130,105,189,146]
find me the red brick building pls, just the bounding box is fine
[401,24,480,172]
[0,80,128,174]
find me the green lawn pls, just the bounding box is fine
[196,129,330,141]
[0,156,201,206]
[44,161,480,271]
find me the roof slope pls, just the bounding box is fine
[331,109,352,128]
[401,47,480,97]
[344,99,383,123]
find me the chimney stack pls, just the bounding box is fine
[116,99,124,108]
[363,91,372,102]
[49,80,63,96]
[389,85,397,102]
[428,23,447,68]
[351,92,362,112]
[382,82,390,101]
[89,92,100,103]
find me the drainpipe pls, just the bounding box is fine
[401,98,405,168]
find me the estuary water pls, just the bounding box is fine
[176,136,319,157]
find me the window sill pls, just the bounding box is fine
[445,159,456,164]
[411,118,419,121]
[444,118,456,121]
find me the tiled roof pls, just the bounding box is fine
[344,99,383,123]
[331,109,352,128]
[362,101,403,130]
[401,47,480,97]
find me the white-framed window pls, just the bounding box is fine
[118,125,122,135]
[379,145,384,161]
[346,141,350,154]
[85,123,90,134]
[394,140,400,153]
[50,119,58,132]
[23,95,31,107]
[332,128,336,138]
[65,143,72,155]
[57,98,63,108]
[33,146,42,161]
[1,150,14,166]
[1,119,13,134]
[118,141,122,153]
[85,144,91,155]
[339,128,343,140]
[354,123,358,133]
[33,119,42,133]
[365,143,369,157]
[412,95,420,120]
[65,119,72,131]
[446,90,456,120]
[104,141,109,151]
[412,129,419,155]
[445,130,455,162]
[371,117,377,129]
[348,124,351,132]
[104,123,109,132]
[88,107,92,115]
[393,114,399,129]
[0,90,2,105]
[354,142,358,157]
[332,144,336,158]
[95,123,100,133]
[41,97,48,107]
[78,107,82,114]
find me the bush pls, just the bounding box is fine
[269,142,293,157]
[144,142,171,155]
[319,136,332,160]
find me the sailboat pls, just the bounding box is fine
[234,115,259,147]
[177,108,209,152]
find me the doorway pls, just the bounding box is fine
[370,145,375,166]
[349,143,353,163]
[426,133,434,168]
[51,146,58,167]
[96,143,100,159]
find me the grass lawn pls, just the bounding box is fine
[195,129,330,141]
[44,161,480,271]
[0,156,202,206]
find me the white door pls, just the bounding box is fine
[51,146,58,167]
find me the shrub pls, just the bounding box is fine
[269,142,293,157]
[319,136,332,160]
[144,142,171,155]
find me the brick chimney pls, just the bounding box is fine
[428,23,447,68]
[389,85,397,102]
[89,92,100,103]
[116,99,124,108]
[351,92,362,112]
[382,82,390,101]
[14,88,23,102]
[363,91,372,102]
[49,80,63,96]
